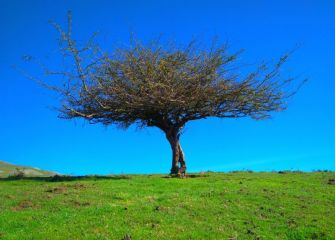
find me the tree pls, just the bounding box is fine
[37,14,304,176]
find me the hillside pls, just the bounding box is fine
[0,172,334,239]
[0,160,57,178]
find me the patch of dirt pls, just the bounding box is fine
[46,183,91,194]
[12,200,35,211]
[69,200,90,207]
[68,183,88,189]
[46,186,67,194]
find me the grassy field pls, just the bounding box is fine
[0,172,334,240]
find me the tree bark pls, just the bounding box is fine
[178,144,186,169]
[166,129,186,176]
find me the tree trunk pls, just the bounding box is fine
[178,144,186,170]
[166,130,186,176]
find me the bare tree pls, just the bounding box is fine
[37,14,304,176]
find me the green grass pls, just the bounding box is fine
[0,172,334,239]
[0,160,56,178]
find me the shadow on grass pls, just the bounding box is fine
[0,174,131,182]
[161,173,210,179]
[1,173,211,182]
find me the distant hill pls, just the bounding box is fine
[0,160,57,178]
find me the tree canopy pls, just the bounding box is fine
[35,14,304,175]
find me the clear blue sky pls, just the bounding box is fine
[1,0,334,175]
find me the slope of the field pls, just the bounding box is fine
[0,160,57,178]
[0,172,334,240]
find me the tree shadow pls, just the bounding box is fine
[161,173,210,179]
[0,174,131,182]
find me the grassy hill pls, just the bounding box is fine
[0,160,57,178]
[0,172,334,239]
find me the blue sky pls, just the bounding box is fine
[1,0,334,175]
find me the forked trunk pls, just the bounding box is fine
[166,130,186,176]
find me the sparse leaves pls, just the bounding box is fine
[43,22,302,131]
